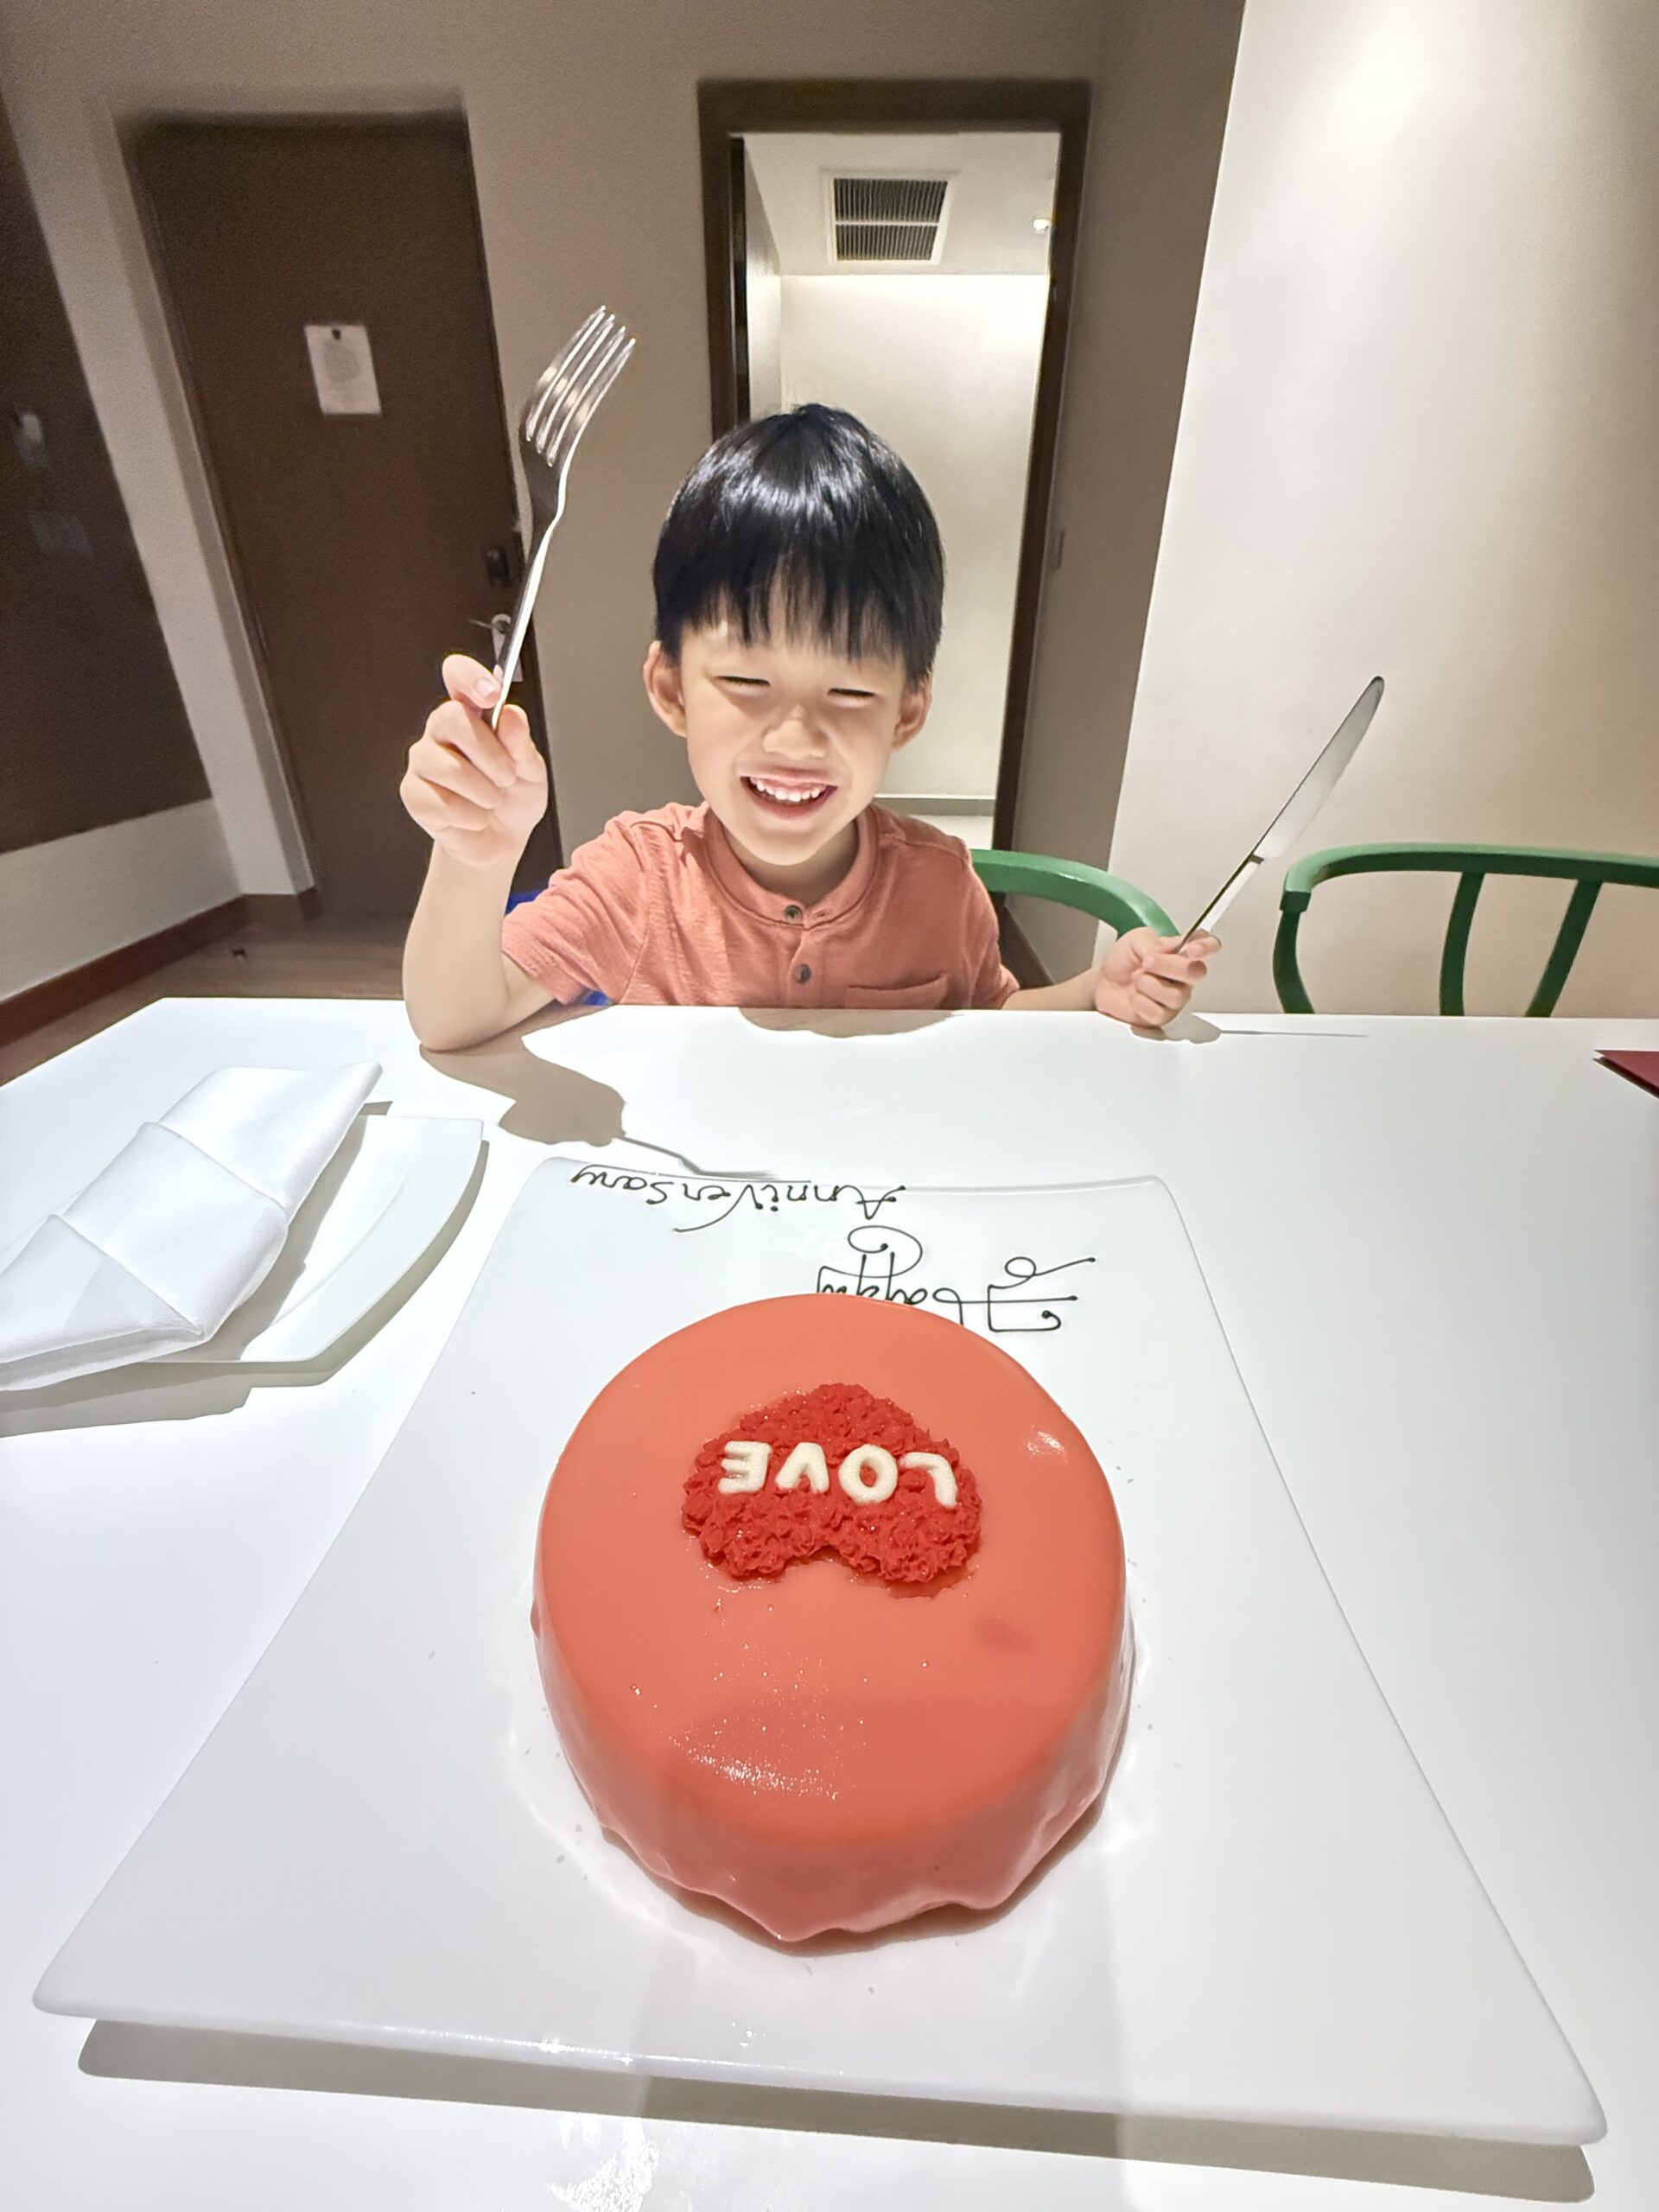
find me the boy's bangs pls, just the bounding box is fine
[653,405,944,683]
[701,551,906,672]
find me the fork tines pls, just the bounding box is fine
[524,308,634,461]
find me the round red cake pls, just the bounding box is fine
[531,1294,1131,1942]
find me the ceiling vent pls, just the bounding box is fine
[828,175,950,264]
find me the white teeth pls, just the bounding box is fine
[747,779,830,805]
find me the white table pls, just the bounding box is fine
[3,1001,1656,2211]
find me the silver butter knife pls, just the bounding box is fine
[1178,676,1384,947]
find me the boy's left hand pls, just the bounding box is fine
[1094,928,1219,1030]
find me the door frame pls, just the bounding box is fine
[123,110,561,906]
[698,79,1090,855]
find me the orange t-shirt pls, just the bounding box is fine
[501,802,1019,1012]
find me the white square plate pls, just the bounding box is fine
[37,1163,1601,2145]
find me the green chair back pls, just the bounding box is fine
[971,849,1175,938]
[1274,842,1659,1015]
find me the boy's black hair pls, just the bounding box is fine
[652,404,944,684]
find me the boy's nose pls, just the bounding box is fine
[761,710,828,760]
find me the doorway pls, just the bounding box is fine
[699,81,1089,856]
[129,117,561,918]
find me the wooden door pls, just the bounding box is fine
[1,95,207,855]
[130,118,560,917]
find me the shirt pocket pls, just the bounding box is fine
[842,975,952,1011]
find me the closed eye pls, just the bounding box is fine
[829,688,878,702]
[718,674,770,689]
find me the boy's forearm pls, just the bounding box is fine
[1002,967,1097,1012]
[403,847,529,1050]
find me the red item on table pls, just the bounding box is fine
[1599,1051,1659,1098]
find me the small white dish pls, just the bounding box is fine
[164,1115,480,1366]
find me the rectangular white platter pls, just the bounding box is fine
[36,1160,1601,2145]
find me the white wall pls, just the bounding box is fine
[0,804,237,999]
[1109,0,1659,1014]
[779,273,1047,801]
[746,130,1058,276]
[0,0,1109,903]
[1,91,313,904]
[742,152,783,419]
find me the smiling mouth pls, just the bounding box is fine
[741,775,837,817]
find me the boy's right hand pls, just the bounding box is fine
[400,654,548,871]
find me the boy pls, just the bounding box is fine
[401,405,1215,1048]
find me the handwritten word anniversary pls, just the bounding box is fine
[569,1165,902,1232]
[567,1165,1096,1335]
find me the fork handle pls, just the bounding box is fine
[489,524,556,733]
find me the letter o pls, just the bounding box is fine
[838,1444,899,1504]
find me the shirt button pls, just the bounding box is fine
[784,903,803,922]
[795,963,812,984]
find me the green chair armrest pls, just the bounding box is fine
[972,849,1176,938]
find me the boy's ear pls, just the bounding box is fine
[891,677,932,752]
[643,640,689,737]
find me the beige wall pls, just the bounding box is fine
[0,0,1109,911]
[1014,0,1244,976]
[0,805,237,1000]
[1109,0,1659,1015]
[779,272,1048,803]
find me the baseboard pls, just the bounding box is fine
[0,888,315,1047]
[997,903,1050,990]
[241,888,322,931]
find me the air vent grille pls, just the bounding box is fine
[830,175,949,264]
[833,176,948,224]
[834,222,936,262]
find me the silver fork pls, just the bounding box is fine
[489,307,635,732]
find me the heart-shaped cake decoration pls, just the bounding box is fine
[683,1381,982,1584]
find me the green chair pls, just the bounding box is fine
[1274,842,1659,1015]
[971,849,1176,938]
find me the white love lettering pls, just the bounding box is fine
[901,1452,957,1508]
[718,1440,770,1494]
[718,1440,961,1509]
[776,1440,830,1493]
[837,1444,899,1504]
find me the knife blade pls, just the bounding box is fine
[1177,676,1384,948]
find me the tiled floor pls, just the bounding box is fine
[0,918,407,1086]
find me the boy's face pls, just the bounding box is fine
[644,620,930,885]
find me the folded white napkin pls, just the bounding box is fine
[0,1063,381,1389]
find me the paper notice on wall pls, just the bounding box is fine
[304,323,381,416]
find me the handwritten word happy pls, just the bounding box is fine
[817,1225,1096,1335]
